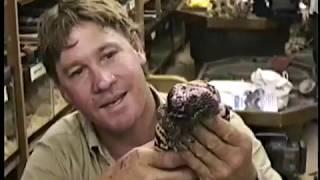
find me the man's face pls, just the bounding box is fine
[56,21,148,134]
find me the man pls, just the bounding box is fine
[22,0,282,179]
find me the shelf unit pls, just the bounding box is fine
[4,0,71,179]
[5,0,29,177]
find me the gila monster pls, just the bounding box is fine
[154,80,231,152]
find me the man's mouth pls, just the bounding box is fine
[99,92,127,109]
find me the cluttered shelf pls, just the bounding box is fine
[236,96,318,128]
[175,0,278,30]
[197,54,318,128]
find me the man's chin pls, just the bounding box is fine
[102,117,136,134]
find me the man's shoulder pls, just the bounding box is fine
[22,111,92,180]
[38,110,84,147]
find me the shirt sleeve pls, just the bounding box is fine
[21,142,67,180]
[229,112,283,180]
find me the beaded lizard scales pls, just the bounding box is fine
[154,80,231,152]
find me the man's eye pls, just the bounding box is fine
[103,51,118,60]
[69,68,83,77]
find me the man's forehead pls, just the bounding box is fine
[65,22,127,48]
[67,22,106,44]
[58,22,129,67]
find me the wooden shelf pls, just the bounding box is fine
[236,98,318,128]
[4,104,71,177]
[206,17,279,30]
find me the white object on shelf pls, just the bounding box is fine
[209,80,254,110]
[127,0,135,10]
[4,86,8,103]
[30,63,46,82]
[209,80,279,112]
[251,68,292,110]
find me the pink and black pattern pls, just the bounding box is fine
[155,81,231,152]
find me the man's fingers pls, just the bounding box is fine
[181,150,212,179]
[187,136,229,171]
[193,124,235,161]
[148,150,186,169]
[136,141,187,169]
[203,116,245,146]
[155,167,197,180]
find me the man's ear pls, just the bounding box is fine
[55,84,72,104]
[130,31,146,64]
[136,49,147,64]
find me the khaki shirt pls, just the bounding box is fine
[21,87,282,180]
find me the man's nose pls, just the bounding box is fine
[92,68,116,93]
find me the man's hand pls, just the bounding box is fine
[100,142,197,180]
[181,116,257,180]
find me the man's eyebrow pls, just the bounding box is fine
[61,42,120,73]
[62,62,81,74]
[65,40,79,49]
[97,42,119,52]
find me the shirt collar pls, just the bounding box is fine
[77,112,108,158]
[78,84,166,159]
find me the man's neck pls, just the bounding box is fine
[95,87,158,160]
